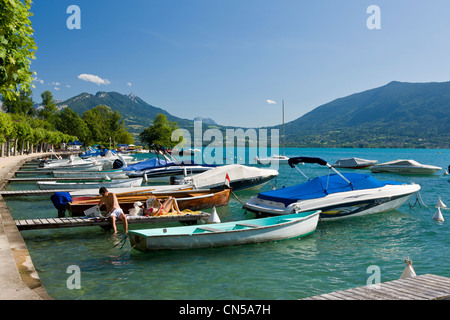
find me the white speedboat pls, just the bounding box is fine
[255,154,290,165]
[173,164,279,191]
[370,159,442,175]
[125,156,216,182]
[333,157,378,169]
[243,157,421,221]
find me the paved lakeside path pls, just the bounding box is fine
[0,153,52,300]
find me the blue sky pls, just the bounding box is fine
[29,1,450,127]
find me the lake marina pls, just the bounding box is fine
[2,147,450,300]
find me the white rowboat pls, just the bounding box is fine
[129,210,320,251]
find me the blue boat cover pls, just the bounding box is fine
[122,157,174,172]
[258,173,402,206]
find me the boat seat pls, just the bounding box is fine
[235,222,262,228]
[195,226,223,233]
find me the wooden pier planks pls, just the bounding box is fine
[15,213,210,230]
[303,274,450,300]
[0,189,73,196]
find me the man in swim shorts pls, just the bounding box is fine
[98,186,128,234]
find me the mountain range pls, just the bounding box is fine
[56,81,450,148]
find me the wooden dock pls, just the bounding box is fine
[303,274,450,300]
[15,213,210,231]
[0,189,72,196]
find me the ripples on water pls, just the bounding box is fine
[5,148,450,299]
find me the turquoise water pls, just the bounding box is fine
[4,148,450,299]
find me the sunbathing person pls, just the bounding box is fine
[145,196,182,216]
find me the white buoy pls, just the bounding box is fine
[433,207,444,222]
[437,197,447,209]
[208,206,221,223]
[400,257,417,279]
[143,173,148,182]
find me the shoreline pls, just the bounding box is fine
[0,153,52,300]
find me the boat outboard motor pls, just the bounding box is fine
[113,159,124,169]
[50,192,73,218]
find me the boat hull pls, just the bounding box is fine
[38,163,103,171]
[370,166,441,174]
[38,178,143,190]
[243,184,420,220]
[255,155,289,165]
[52,170,128,179]
[129,211,320,251]
[68,188,231,216]
[127,165,215,179]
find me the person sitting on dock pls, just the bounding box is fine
[98,187,128,234]
[145,196,182,216]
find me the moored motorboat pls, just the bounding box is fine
[333,157,378,169]
[243,157,421,220]
[37,162,103,171]
[52,169,128,179]
[370,159,442,175]
[172,164,279,191]
[129,210,320,251]
[68,188,231,216]
[125,157,216,181]
[255,154,290,165]
[37,177,143,190]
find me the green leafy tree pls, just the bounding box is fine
[56,107,90,143]
[0,0,37,100]
[139,113,181,148]
[0,113,13,150]
[38,90,58,126]
[1,90,35,116]
[82,105,131,147]
[115,130,134,145]
[13,120,32,154]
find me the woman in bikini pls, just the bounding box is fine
[145,196,182,216]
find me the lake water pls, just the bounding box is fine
[4,148,450,300]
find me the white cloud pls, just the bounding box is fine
[54,87,60,91]
[266,99,277,104]
[51,82,61,86]
[77,74,111,85]
[127,82,132,86]
[33,77,44,85]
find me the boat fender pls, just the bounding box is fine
[400,257,417,279]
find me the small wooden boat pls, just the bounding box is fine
[37,177,143,190]
[68,188,231,216]
[129,210,320,251]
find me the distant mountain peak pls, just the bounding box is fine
[193,116,217,125]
